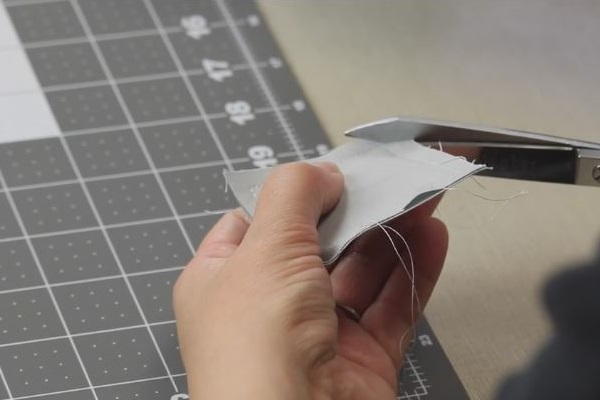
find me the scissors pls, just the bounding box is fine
[345,116,600,187]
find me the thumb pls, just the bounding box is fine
[243,162,344,257]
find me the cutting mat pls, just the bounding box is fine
[0,0,467,399]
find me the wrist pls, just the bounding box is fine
[186,354,308,400]
[184,332,310,400]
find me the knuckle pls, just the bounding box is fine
[198,240,238,260]
[263,220,321,257]
[280,284,337,367]
[272,219,318,243]
[295,321,337,368]
[267,254,324,287]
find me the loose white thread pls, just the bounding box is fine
[376,223,420,352]
[446,186,528,202]
[469,175,487,191]
[385,225,424,350]
[435,178,529,227]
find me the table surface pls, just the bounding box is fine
[258,1,600,398]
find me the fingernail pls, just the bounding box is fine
[313,161,342,175]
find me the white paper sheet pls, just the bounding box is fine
[0,4,61,143]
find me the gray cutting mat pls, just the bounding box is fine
[0,0,468,399]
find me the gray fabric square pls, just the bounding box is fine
[100,35,177,79]
[108,221,191,273]
[0,339,87,397]
[169,30,244,71]
[140,121,222,168]
[47,86,127,132]
[0,194,22,239]
[33,230,119,284]
[226,139,486,264]
[7,2,84,43]
[78,0,154,35]
[120,78,197,123]
[67,129,149,177]
[87,175,171,225]
[182,214,221,247]
[53,278,142,334]
[12,184,97,235]
[161,166,236,215]
[0,138,75,187]
[189,69,266,114]
[0,289,65,345]
[150,0,219,27]
[211,113,292,158]
[151,322,183,375]
[74,328,167,385]
[0,240,42,291]
[27,43,105,87]
[130,270,180,323]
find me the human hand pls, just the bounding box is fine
[173,162,448,400]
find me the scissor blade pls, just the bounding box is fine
[345,116,600,151]
[345,116,600,187]
[474,147,577,184]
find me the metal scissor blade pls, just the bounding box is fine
[345,116,600,187]
[345,116,600,150]
[474,147,577,184]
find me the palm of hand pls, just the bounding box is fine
[174,164,448,399]
[312,320,401,400]
[304,210,447,400]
